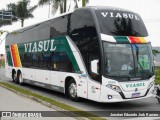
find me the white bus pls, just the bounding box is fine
[5,6,155,102]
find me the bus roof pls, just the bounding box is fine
[6,6,147,45]
[7,6,137,34]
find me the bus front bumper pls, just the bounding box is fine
[99,85,155,103]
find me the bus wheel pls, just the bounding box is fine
[157,87,160,103]
[12,71,16,83]
[18,72,24,85]
[14,74,19,84]
[68,79,79,101]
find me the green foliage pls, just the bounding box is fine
[38,0,65,14]
[155,67,160,85]
[82,0,89,7]
[152,49,160,57]
[0,20,12,28]
[0,30,8,35]
[38,0,82,14]
[11,31,18,36]
[1,0,37,27]
[82,0,86,7]
[0,60,5,67]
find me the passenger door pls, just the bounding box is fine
[87,54,101,101]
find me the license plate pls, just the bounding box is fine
[132,92,140,98]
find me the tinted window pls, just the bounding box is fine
[38,53,51,69]
[50,16,68,38]
[21,53,33,67]
[95,10,148,37]
[20,51,74,72]
[68,10,101,81]
[51,52,74,72]
[32,53,38,67]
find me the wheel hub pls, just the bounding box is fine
[69,83,77,98]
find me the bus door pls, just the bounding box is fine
[87,53,101,101]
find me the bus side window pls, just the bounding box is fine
[50,52,74,72]
[68,10,101,82]
[50,16,68,38]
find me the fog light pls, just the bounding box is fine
[108,95,113,99]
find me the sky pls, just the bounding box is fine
[0,0,160,54]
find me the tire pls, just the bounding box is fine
[17,72,24,85]
[14,73,19,84]
[68,79,79,101]
[157,89,160,103]
[12,71,16,83]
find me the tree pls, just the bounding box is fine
[0,20,12,28]
[82,0,89,7]
[38,0,82,14]
[0,0,37,27]
[38,0,64,14]
[0,30,18,45]
[15,0,37,27]
[0,3,20,27]
[153,49,160,57]
[0,4,16,27]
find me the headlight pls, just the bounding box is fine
[106,84,122,92]
[148,81,155,89]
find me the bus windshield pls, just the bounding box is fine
[103,42,154,81]
[95,9,148,37]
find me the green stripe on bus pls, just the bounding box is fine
[114,36,130,43]
[5,46,13,66]
[17,36,80,72]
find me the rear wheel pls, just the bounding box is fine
[12,71,16,83]
[18,72,24,85]
[68,79,79,101]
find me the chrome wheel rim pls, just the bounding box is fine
[69,83,77,98]
[13,73,16,80]
[19,74,22,83]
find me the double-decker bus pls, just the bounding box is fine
[5,6,155,102]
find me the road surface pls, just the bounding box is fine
[0,84,76,120]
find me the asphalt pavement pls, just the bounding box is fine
[0,68,76,120]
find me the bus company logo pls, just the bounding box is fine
[24,39,56,53]
[101,12,140,20]
[126,83,145,88]
[2,112,11,117]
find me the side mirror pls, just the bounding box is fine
[91,59,99,75]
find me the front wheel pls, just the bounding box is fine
[68,79,79,101]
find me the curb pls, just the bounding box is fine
[0,83,89,120]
